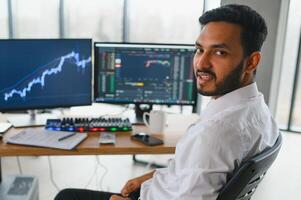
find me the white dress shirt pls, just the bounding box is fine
[140,82,279,200]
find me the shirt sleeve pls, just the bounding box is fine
[140,119,245,200]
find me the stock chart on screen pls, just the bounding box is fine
[94,43,196,105]
[0,39,92,111]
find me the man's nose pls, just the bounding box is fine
[194,53,211,69]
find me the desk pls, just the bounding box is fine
[0,126,177,156]
[0,125,174,183]
[0,113,199,182]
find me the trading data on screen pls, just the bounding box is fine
[94,43,196,105]
[0,39,92,111]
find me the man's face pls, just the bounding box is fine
[193,22,246,97]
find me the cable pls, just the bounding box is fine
[98,105,130,118]
[46,155,108,191]
[95,155,108,190]
[82,155,109,190]
[16,156,23,175]
[83,158,99,189]
[47,155,97,190]
[47,156,60,191]
[146,157,153,169]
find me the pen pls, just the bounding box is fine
[58,132,76,141]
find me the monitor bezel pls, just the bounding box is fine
[93,42,197,107]
[0,38,93,112]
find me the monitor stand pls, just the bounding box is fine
[132,104,153,125]
[6,110,55,128]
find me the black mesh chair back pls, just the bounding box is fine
[217,133,282,200]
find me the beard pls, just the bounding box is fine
[197,59,245,97]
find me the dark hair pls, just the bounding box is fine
[199,4,268,56]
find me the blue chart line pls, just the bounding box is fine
[3,51,91,101]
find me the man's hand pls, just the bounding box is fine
[121,171,155,197]
[109,195,131,200]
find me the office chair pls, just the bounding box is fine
[217,133,282,200]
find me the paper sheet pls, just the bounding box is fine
[7,129,87,150]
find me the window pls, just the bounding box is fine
[290,33,301,131]
[0,0,8,38]
[11,0,60,38]
[63,0,123,42]
[126,0,203,44]
[275,0,301,132]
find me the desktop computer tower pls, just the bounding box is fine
[0,175,39,200]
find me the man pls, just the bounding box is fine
[55,4,279,200]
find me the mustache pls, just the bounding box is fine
[195,69,216,78]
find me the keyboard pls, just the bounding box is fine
[45,117,132,132]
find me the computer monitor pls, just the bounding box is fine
[94,42,197,121]
[0,39,92,127]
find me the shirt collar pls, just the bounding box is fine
[201,82,260,120]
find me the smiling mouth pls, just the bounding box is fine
[196,72,215,82]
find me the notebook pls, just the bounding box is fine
[0,122,12,135]
[6,129,87,150]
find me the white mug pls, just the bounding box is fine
[143,110,167,134]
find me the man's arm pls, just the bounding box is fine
[121,170,155,197]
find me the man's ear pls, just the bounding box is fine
[245,51,261,74]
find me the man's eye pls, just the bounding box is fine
[194,48,203,54]
[215,50,227,56]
